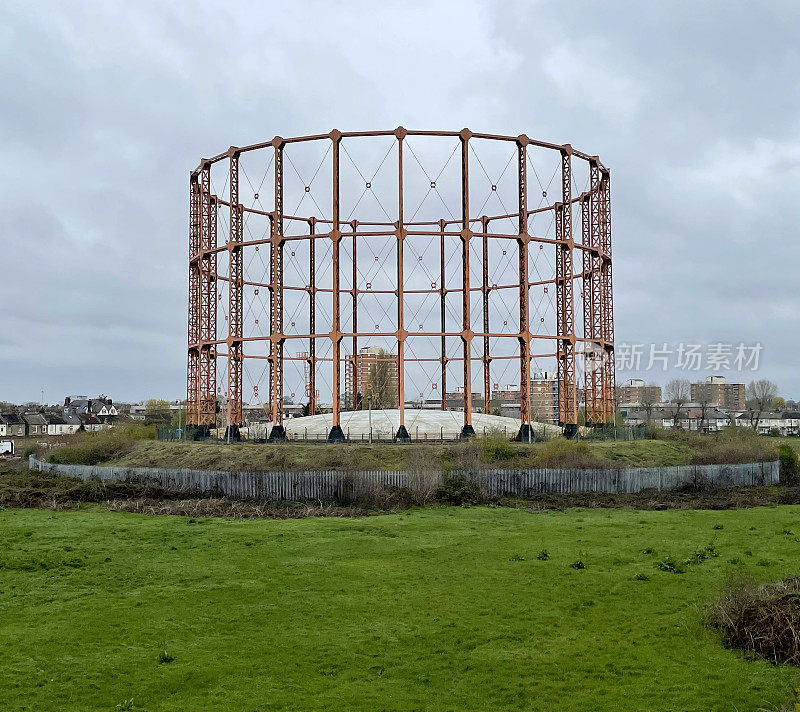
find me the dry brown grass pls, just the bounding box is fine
[707,575,800,666]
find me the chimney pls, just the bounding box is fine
[64,396,71,407]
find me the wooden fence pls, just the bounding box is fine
[28,456,779,501]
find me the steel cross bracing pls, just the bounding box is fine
[186,129,615,440]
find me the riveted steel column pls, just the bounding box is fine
[328,131,344,441]
[583,159,602,425]
[516,136,532,441]
[227,149,244,429]
[481,215,490,414]
[187,172,201,425]
[395,127,409,440]
[556,146,577,432]
[200,192,218,426]
[199,163,217,427]
[268,138,286,440]
[599,169,615,422]
[459,129,474,437]
[351,219,358,411]
[439,219,447,411]
[308,217,317,416]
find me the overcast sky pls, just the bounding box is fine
[2,0,799,404]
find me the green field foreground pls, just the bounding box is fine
[2,505,799,711]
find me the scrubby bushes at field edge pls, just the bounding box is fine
[778,444,799,485]
[47,425,154,466]
[648,425,774,465]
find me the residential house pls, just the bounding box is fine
[736,411,799,436]
[65,396,118,424]
[22,413,48,436]
[46,412,81,436]
[79,414,103,432]
[46,415,68,436]
[0,413,26,438]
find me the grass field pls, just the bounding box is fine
[2,505,799,711]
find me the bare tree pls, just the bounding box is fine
[695,387,713,434]
[664,378,690,428]
[640,383,659,423]
[745,379,778,432]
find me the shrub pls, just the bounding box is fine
[124,423,157,440]
[536,549,550,561]
[435,473,480,505]
[689,426,772,465]
[534,438,607,469]
[482,430,515,462]
[48,429,136,466]
[570,560,585,570]
[656,556,686,574]
[706,575,800,665]
[778,444,799,485]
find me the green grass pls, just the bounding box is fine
[1,506,799,711]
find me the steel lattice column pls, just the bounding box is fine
[599,170,615,421]
[439,220,447,412]
[351,220,358,410]
[227,150,244,428]
[459,129,474,438]
[517,136,532,440]
[481,216,490,414]
[186,173,201,425]
[268,138,286,440]
[198,163,217,426]
[328,131,345,441]
[308,217,316,416]
[582,160,603,424]
[556,146,577,428]
[395,128,409,440]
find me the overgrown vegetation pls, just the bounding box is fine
[707,575,800,666]
[47,425,155,466]
[63,424,777,475]
[778,444,799,485]
[648,425,773,465]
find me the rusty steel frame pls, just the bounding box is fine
[186,128,615,440]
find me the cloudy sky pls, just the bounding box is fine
[2,0,799,405]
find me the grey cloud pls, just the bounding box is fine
[1,0,798,402]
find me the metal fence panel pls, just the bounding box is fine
[27,456,779,502]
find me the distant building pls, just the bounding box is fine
[46,414,80,436]
[531,371,558,424]
[21,413,47,436]
[0,413,25,438]
[129,404,147,421]
[735,410,799,436]
[344,347,399,407]
[691,376,745,411]
[621,405,732,433]
[617,378,662,406]
[78,414,103,432]
[64,395,119,423]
